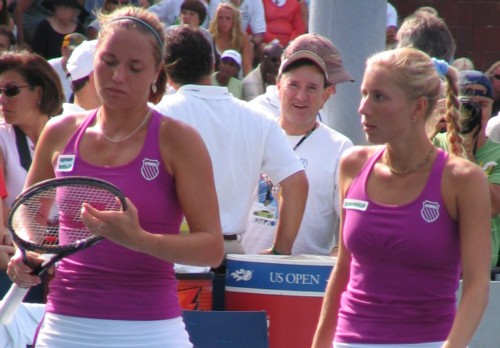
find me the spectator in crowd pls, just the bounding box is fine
[397,9,456,63]
[211,49,243,99]
[155,26,308,257]
[47,32,86,103]
[0,50,64,305]
[13,0,54,47]
[312,47,490,348]
[63,39,100,114]
[177,0,206,28]
[433,69,500,269]
[242,39,282,102]
[386,2,398,49]
[165,0,214,58]
[31,0,87,60]
[6,6,223,347]
[242,34,353,256]
[0,24,16,52]
[148,0,208,28]
[485,60,500,117]
[209,2,253,76]
[452,57,475,72]
[262,0,306,47]
[434,97,500,268]
[250,33,354,121]
[207,0,266,53]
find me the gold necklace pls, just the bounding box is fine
[383,147,435,175]
[98,109,151,144]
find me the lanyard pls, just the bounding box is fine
[293,123,317,151]
[264,123,317,205]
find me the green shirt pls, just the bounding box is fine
[211,73,243,100]
[434,133,500,267]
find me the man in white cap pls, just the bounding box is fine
[211,49,243,99]
[62,39,101,115]
[242,33,354,256]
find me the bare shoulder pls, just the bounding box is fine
[159,115,203,143]
[340,145,381,179]
[45,113,87,135]
[444,153,488,187]
[442,153,490,209]
[158,115,207,157]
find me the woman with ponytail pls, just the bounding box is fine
[313,47,490,348]
[433,69,500,269]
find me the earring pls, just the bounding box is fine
[151,81,157,94]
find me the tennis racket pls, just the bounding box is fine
[0,176,127,324]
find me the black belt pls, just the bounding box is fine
[223,234,238,241]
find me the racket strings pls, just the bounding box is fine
[11,184,122,251]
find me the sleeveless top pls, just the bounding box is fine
[46,109,183,320]
[336,148,460,344]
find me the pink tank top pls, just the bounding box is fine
[336,148,459,344]
[46,109,183,320]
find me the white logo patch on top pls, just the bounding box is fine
[56,155,75,172]
[343,199,369,211]
[421,200,440,222]
[141,158,159,181]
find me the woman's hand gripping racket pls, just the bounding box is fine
[0,176,127,324]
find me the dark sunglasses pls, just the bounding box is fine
[107,0,129,4]
[493,74,500,80]
[0,85,30,97]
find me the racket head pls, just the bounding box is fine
[7,176,127,254]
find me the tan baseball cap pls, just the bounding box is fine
[279,50,329,83]
[282,33,354,85]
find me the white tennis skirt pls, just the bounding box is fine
[34,313,193,348]
[334,342,448,348]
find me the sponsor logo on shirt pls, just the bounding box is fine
[56,155,75,172]
[141,158,159,181]
[343,199,369,211]
[421,200,440,222]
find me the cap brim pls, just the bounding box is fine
[328,69,355,85]
[279,50,329,82]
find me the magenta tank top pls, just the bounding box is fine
[336,147,459,344]
[46,109,183,320]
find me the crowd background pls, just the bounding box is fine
[0,1,499,347]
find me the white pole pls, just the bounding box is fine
[309,0,387,145]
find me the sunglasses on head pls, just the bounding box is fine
[0,85,30,97]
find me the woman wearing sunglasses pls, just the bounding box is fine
[0,51,64,299]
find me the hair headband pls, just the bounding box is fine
[108,16,164,54]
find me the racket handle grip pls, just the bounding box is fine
[0,284,30,324]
